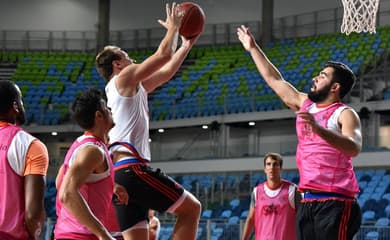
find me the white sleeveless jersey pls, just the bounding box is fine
[105,76,151,160]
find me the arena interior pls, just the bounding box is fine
[1,0,390,239]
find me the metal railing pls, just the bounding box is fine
[1,6,389,52]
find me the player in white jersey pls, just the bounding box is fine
[95,3,201,240]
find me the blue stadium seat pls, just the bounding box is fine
[385,204,390,218]
[375,217,390,227]
[220,209,232,219]
[211,227,224,240]
[383,193,390,202]
[240,210,249,219]
[227,216,239,225]
[201,209,212,219]
[366,230,379,240]
[196,226,204,240]
[229,198,240,210]
[362,210,376,225]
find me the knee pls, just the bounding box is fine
[176,195,202,219]
[185,196,202,218]
[192,198,202,216]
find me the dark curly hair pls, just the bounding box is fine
[72,87,106,129]
[0,80,19,115]
[324,61,356,99]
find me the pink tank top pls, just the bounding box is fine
[0,124,32,239]
[296,99,359,197]
[54,135,115,240]
[254,181,296,240]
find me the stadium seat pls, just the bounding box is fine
[196,226,204,240]
[366,230,379,240]
[240,210,249,219]
[382,193,390,202]
[227,216,239,225]
[229,198,240,210]
[362,210,376,225]
[201,209,213,219]
[375,217,390,227]
[211,227,224,240]
[220,209,232,219]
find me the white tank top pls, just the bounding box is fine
[105,76,151,160]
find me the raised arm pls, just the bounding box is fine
[237,25,307,111]
[142,35,200,93]
[58,146,114,240]
[116,3,182,90]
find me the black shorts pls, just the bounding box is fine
[296,197,361,240]
[114,164,184,231]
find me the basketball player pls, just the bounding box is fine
[242,153,297,240]
[237,25,362,240]
[95,3,201,240]
[0,80,49,239]
[54,88,128,240]
[148,210,160,240]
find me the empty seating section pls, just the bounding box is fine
[2,49,151,125]
[149,26,390,120]
[0,26,388,124]
[9,51,99,125]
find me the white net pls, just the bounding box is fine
[341,0,380,35]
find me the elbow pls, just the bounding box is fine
[349,148,361,157]
[59,189,72,206]
[348,144,362,157]
[155,48,173,62]
[159,53,172,63]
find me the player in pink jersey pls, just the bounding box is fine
[55,88,128,240]
[238,26,362,240]
[242,153,297,240]
[0,80,49,240]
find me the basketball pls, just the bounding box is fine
[179,2,205,39]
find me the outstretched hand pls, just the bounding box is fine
[237,25,256,51]
[158,2,184,31]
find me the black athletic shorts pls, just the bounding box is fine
[114,164,184,231]
[296,195,361,240]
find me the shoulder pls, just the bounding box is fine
[337,106,360,124]
[14,129,36,142]
[28,139,49,157]
[282,179,297,193]
[338,106,359,117]
[75,144,106,165]
[79,144,105,156]
[282,179,296,186]
[10,130,36,154]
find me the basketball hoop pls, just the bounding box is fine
[341,0,380,35]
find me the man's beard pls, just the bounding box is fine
[308,82,332,103]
